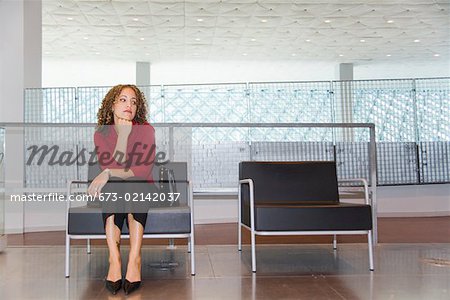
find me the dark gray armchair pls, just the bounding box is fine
[65,162,195,277]
[238,161,374,272]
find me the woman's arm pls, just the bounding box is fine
[112,131,129,164]
[129,125,155,180]
[89,127,134,195]
[90,123,154,196]
[113,119,133,164]
[110,168,134,179]
[94,124,133,176]
[87,167,135,197]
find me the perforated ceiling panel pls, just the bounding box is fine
[42,0,449,62]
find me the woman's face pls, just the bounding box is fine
[112,87,138,121]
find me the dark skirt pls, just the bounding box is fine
[101,176,157,230]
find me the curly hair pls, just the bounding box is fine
[96,84,148,128]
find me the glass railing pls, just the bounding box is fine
[0,122,379,243]
[0,127,5,251]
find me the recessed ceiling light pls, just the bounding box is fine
[197,18,203,22]
[261,19,268,23]
[83,37,89,40]
[387,20,394,23]
[360,39,366,42]
[434,54,440,57]
[140,37,145,41]
[291,53,297,56]
[324,20,331,23]
[386,54,391,57]
[133,18,139,21]
[305,39,311,42]
[339,54,344,57]
[414,39,420,43]
[44,51,51,55]
[95,52,100,55]
[195,38,201,41]
[250,38,256,42]
[67,17,73,21]
[145,53,150,56]
[242,53,248,56]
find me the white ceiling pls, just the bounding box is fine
[42,0,450,62]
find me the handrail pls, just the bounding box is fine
[0,122,375,128]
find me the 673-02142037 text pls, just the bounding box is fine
[96,192,180,202]
[10,192,180,203]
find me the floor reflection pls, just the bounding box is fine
[0,243,449,299]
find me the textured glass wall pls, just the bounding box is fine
[416,78,450,183]
[416,78,450,142]
[249,81,333,141]
[163,84,247,123]
[25,88,77,123]
[333,79,416,142]
[23,78,450,187]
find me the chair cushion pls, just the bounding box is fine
[68,205,191,235]
[242,202,372,231]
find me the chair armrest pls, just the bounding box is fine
[238,178,255,230]
[159,180,190,183]
[239,179,253,185]
[239,179,254,197]
[338,178,369,205]
[238,179,255,206]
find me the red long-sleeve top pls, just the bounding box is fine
[94,121,156,183]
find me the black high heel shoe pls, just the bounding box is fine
[123,279,141,295]
[105,278,122,295]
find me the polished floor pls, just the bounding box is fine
[2,217,450,299]
[0,243,450,299]
[7,217,450,246]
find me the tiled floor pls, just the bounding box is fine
[1,243,449,299]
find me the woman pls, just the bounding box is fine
[88,84,155,295]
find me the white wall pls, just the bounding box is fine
[42,58,136,88]
[0,0,24,122]
[354,60,450,80]
[377,184,450,217]
[150,60,336,84]
[42,58,450,87]
[1,0,26,234]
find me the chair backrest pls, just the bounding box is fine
[239,161,339,204]
[88,161,102,181]
[88,161,189,206]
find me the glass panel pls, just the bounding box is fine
[163,83,248,123]
[0,127,5,241]
[333,79,416,142]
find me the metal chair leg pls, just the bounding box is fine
[87,238,91,254]
[65,235,70,278]
[368,230,374,271]
[251,230,256,273]
[333,234,337,250]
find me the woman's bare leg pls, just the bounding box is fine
[125,213,144,282]
[105,215,122,281]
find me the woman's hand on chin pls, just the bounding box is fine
[114,113,133,137]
